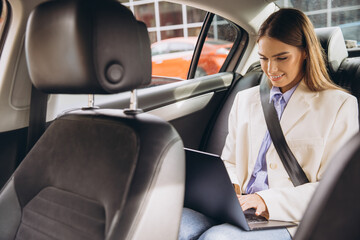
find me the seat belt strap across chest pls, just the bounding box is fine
[259,75,309,186]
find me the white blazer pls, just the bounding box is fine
[221,80,359,235]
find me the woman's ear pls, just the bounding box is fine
[302,49,307,60]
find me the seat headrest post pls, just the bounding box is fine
[81,94,99,110]
[124,90,143,115]
[88,94,95,108]
[130,89,138,110]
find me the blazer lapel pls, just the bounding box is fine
[280,81,319,135]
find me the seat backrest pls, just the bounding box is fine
[0,1,185,239]
[335,57,360,103]
[315,27,360,112]
[204,71,262,155]
[315,27,349,80]
[293,132,360,240]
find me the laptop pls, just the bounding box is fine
[184,148,297,231]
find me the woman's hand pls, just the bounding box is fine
[238,194,269,219]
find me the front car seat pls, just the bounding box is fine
[0,0,185,239]
[293,132,360,240]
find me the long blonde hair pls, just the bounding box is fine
[258,8,342,91]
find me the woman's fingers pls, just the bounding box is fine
[238,194,269,219]
[238,195,257,210]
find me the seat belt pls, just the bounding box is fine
[26,85,48,153]
[259,74,309,186]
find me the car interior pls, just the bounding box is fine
[0,0,185,239]
[0,0,359,239]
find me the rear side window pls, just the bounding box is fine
[120,1,240,84]
[0,1,4,32]
[194,15,238,78]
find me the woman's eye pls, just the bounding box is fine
[260,57,268,61]
[277,57,288,61]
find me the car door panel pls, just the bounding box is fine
[99,72,235,149]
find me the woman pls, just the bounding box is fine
[179,8,359,240]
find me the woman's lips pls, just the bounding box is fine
[269,74,285,81]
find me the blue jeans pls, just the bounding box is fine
[179,208,292,240]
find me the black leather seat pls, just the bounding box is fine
[293,131,360,240]
[315,27,360,113]
[0,0,185,239]
[315,27,349,81]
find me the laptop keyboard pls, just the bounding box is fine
[244,209,267,223]
[245,213,267,223]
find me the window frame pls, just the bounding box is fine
[187,12,245,79]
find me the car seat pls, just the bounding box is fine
[0,0,185,239]
[315,27,360,115]
[293,132,360,240]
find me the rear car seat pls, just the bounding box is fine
[315,27,360,111]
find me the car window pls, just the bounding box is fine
[151,42,169,56]
[0,1,4,34]
[120,0,239,83]
[194,15,237,78]
[168,42,194,53]
[275,0,360,48]
[0,0,9,56]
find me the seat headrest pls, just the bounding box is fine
[315,27,348,74]
[25,0,151,94]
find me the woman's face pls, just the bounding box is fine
[258,36,306,93]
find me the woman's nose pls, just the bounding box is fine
[268,61,278,74]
